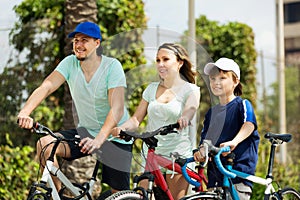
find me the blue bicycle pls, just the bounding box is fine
[181,133,300,200]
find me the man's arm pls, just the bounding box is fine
[18,71,65,128]
[80,86,126,154]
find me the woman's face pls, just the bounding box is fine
[209,70,238,98]
[156,48,182,80]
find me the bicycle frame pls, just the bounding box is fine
[225,167,275,199]
[27,123,100,200]
[207,132,296,200]
[217,149,275,200]
[117,123,208,200]
[140,147,207,200]
[35,160,98,199]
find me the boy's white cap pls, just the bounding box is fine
[204,57,240,79]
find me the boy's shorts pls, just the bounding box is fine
[59,128,133,190]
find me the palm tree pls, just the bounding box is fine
[61,0,101,197]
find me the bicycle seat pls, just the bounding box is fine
[264,132,292,143]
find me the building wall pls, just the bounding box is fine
[284,0,300,65]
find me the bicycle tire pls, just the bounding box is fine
[27,192,49,200]
[105,190,144,200]
[180,191,222,200]
[279,187,300,200]
[153,186,169,200]
[264,187,300,200]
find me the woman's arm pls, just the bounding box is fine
[178,88,200,129]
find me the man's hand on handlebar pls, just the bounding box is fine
[17,114,34,129]
[111,127,123,138]
[79,137,102,154]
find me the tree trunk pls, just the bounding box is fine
[61,0,101,198]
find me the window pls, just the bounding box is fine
[284,2,300,23]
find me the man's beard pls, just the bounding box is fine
[76,56,86,61]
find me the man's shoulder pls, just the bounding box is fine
[101,55,118,63]
[101,55,122,68]
[63,54,76,61]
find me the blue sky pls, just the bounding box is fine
[1,0,277,94]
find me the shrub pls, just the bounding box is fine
[0,134,38,199]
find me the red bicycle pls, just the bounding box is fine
[106,123,208,200]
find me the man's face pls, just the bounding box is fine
[72,33,100,61]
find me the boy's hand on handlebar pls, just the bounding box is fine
[17,115,34,129]
[219,141,236,156]
[193,147,206,162]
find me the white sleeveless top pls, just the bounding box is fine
[142,82,200,158]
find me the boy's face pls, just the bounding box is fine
[209,69,239,98]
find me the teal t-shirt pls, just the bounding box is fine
[55,54,130,144]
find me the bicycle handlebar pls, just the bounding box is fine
[214,146,236,179]
[119,123,180,142]
[202,140,237,179]
[121,123,204,187]
[20,121,81,144]
[181,157,201,187]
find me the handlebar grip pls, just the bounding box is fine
[214,147,236,179]
[169,123,180,129]
[181,157,201,187]
[119,130,133,142]
[17,119,40,130]
[32,122,40,129]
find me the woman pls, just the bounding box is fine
[112,43,200,199]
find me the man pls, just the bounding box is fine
[17,21,132,195]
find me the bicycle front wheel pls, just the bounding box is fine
[279,187,300,200]
[105,190,144,200]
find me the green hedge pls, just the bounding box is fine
[0,134,38,199]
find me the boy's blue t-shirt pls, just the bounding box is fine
[200,96,260,188]
[55,54,130,144]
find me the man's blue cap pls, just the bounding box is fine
[68,21,102,41]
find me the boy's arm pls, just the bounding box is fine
[220,121,255,151]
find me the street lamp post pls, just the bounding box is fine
[277,0,287,164]
[188,0,197,148]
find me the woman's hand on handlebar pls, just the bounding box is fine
[17,114,34,129]
[177,116,190,130]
